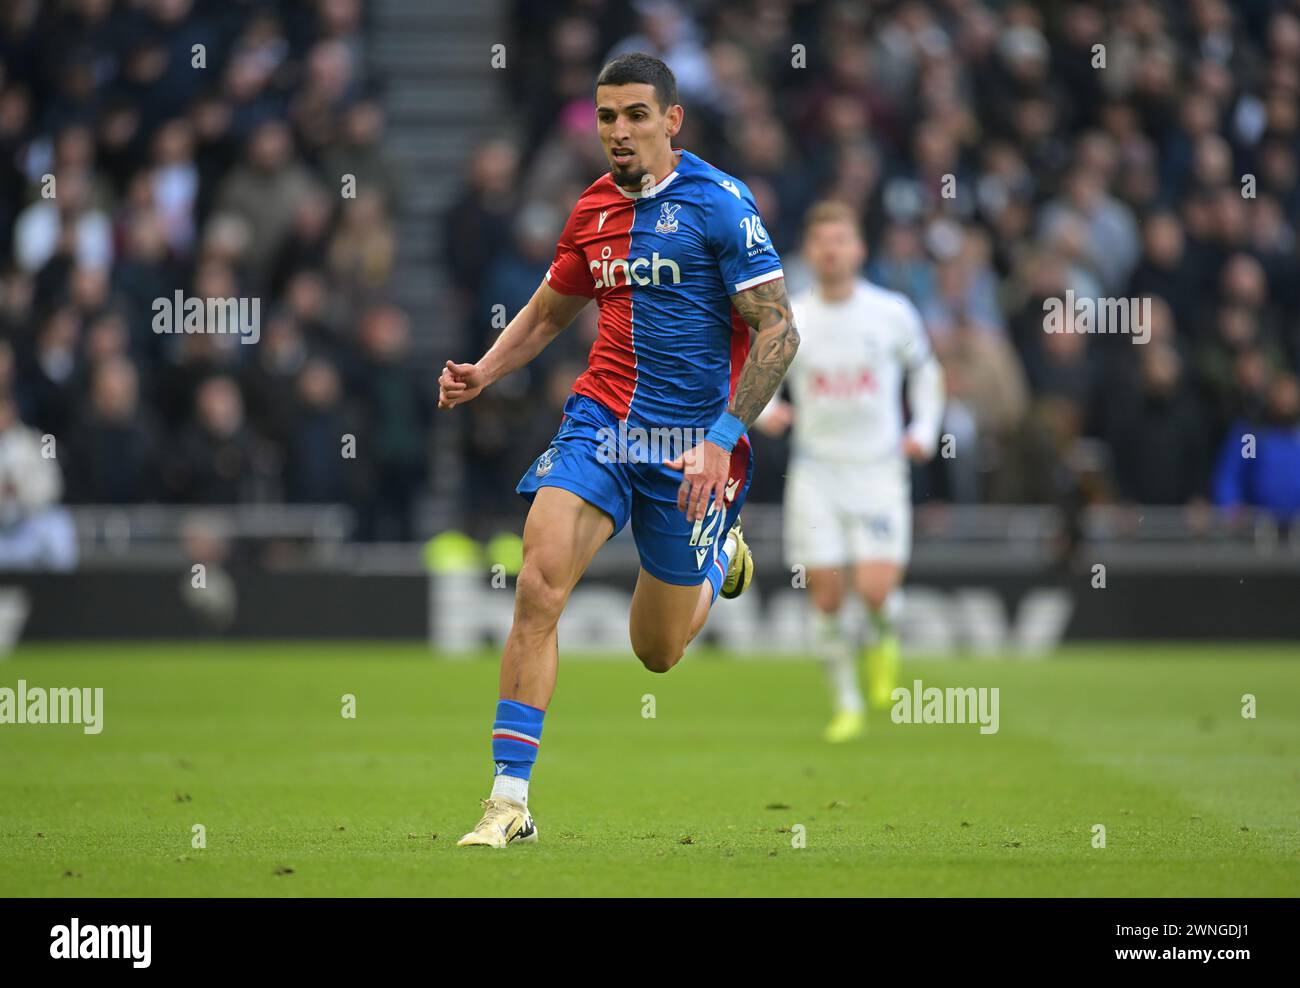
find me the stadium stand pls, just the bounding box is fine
[2,0,1298,561]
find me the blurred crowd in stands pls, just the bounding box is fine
[448,0,1300,532]
[1,0,1298,562]
[0,0,427,556]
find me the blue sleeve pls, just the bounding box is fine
[706,180,784,295]
[1211,422,1250,508]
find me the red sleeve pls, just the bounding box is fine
[545,206,595,298]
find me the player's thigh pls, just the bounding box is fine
[784,461,850,575]
[625,492,727,657]
[845,486,910,610]
[627,566,702,657]
[625,440,753,658]
[628,437,751,590]
[515,486,614,618]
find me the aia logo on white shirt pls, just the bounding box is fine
[810,368,876,398]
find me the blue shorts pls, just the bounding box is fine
[516,393,753,586]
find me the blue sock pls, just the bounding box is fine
[491,699,544,784]
[705,530,735,604]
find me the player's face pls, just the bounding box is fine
[595,83,683,190]
[804,219,866,284]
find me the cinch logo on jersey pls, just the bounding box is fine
[50,918,151,968]
[589,246,682,289]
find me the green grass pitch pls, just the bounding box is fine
[1,642,1297,897]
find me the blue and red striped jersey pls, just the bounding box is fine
[545,149,784,430]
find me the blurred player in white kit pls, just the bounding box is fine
[757,202,945,742]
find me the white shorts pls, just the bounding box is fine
[784,457,912,570]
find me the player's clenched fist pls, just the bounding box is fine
[438,360,486,409]
[665,440,730,523]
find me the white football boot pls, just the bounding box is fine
[457,796,539,848]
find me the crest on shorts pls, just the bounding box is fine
[535,446,560,477]
[655,201,681,234]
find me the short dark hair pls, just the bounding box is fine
[595,53,678,111]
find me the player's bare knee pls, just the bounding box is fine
[865,593,889,614]
[811,589,843,614]
[859,583,893,613]
[634,644,682,673]
[630,631,684,673]
[514,564,568,626]
[807,569,845,613]
[809,580,844,613]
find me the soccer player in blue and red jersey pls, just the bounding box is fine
[440,53,799,848]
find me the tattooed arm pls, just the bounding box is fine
[726,277,800,426]
[665,276,799,521]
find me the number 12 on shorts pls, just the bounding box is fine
[689,501,725,569]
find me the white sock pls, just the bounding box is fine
[490,774,529,807]
[812,610,863,714]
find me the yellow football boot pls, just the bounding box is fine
[720,519,753,599]
[823,709,867,743]
[864,634,900,710]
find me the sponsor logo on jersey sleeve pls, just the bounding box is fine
[739,214,774,257]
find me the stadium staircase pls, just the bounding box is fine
[369,0,510,532]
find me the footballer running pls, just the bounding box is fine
[438,53,799,847]
[758,201,944,742]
